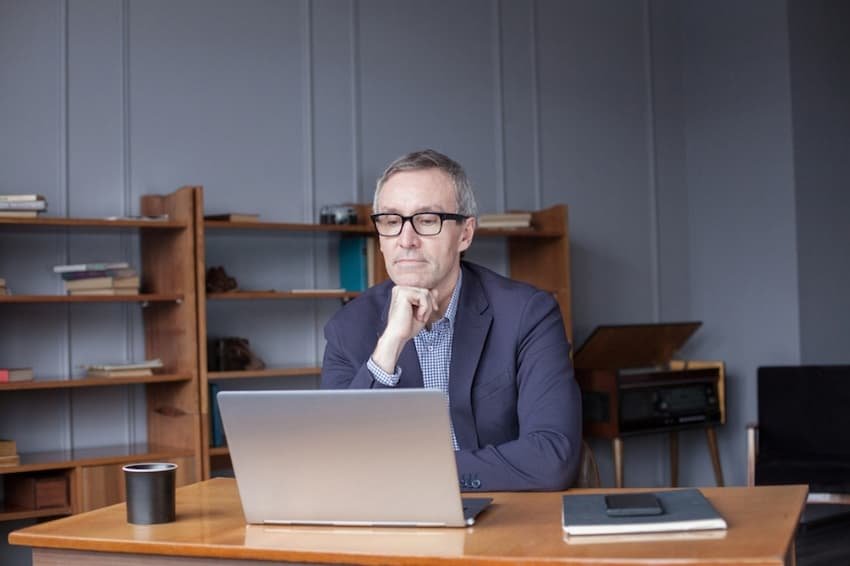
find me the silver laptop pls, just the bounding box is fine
[217,389,491,527]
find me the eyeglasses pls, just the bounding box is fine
[370,212,469,236]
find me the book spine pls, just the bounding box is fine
[210,384,225,447]
[339,236,368,292]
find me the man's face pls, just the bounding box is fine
[376,168,474,294]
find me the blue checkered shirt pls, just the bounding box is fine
[367,272,462,450]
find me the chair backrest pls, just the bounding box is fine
[757,365,850,493]
[574,439,601,488]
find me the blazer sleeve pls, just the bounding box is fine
[320,313,379,390]
[455,291,582,491]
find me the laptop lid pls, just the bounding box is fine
[217,389,489,527]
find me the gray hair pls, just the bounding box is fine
[373,149,479,218]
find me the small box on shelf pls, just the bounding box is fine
[4,474,70,510]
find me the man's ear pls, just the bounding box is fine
[458,217,475,253]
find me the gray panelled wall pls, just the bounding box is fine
[1,0,849,561]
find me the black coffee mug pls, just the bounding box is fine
[123,462,178,524]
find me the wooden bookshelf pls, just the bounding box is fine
[0,187,202,521]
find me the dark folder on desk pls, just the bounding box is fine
[562,489,727,536]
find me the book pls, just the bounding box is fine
[68,288,140,296]
[562,489,727,537]
[86,368,154,378]
[53,261,130,273]
[0,454,21,467]
[60,268,136,281]
[0,200,46,210]
[210,383,226,447]
[113,275,140,289]
[64,276,114,290]
[204,213,260,222]
[85,359,163,372]
[477,212,533,229]
[339,236,368,292]
[0,210,39,218]
[66,275,139,290]
[0,194,44,202]
[0,368,35,382]
[0,439,16,457]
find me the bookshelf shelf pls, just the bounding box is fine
[0,443,194,475]
[0,293,184,304]
[207,291,358,301]
[0,216,186,229]
[208,367,321,381]
[0,504,73,522]
[208,446,230,457]
[0,373,192,392]
[204,219,373,233]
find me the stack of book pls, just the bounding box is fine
[0,194,46,218]
[0,439,20,467]
[0,367,34,382]
[477,212,533,229]
[0,277,8,295]
[85,359,163,378]
[54,262,140,295]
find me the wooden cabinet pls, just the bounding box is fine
[196,197,572,479]
[0,187,201,521]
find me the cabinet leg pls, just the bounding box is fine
[706,426,724,486]
[669,431,679,488]
[612,437,624,488]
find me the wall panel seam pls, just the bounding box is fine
[492,0,506,211]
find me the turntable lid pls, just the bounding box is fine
[573,322,702,370]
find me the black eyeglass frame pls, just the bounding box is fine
[370,212,470,236]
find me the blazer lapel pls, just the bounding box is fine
[449,265,492,450]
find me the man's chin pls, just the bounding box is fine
[388,269,433,289]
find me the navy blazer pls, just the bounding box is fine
[321,262,581,491]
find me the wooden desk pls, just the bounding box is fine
[9,478,807,566]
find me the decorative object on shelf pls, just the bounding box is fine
[207,337,265,372]
[319,204,358,225]
[206,266,238,293]
[4,474,70,510]
[0,277,8,295]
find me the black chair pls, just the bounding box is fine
[748,365,850,566]
[748,365,850,498]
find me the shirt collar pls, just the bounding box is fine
[443,269,462,326]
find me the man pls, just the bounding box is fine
[321,149,581,491]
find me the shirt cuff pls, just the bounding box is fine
[367,357,402,386]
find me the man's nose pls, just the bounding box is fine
[398,219,420,247]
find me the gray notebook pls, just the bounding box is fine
[562,489,727,536]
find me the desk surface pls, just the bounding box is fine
[10,478,807,566]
